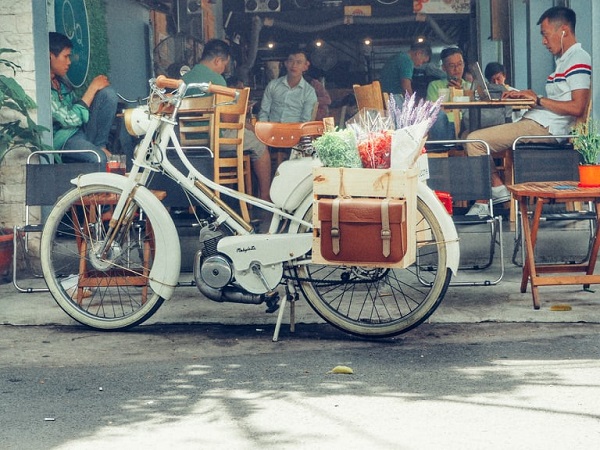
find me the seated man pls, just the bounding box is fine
[183,39,271,202]
[258,49,318,123]
[50,32,117,165]
[426,47,472,140]
[464,6,591,216]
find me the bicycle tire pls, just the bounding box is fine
[297,196,451,338]
[40,184,165,330]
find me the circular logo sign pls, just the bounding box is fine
[54,0,90,88]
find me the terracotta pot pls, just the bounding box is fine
[0,229,14,280]
[578,164,600,188]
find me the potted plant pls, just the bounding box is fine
[572,117,600,187]
[0,48,49,279]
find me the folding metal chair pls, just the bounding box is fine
[13,150,103,293]
[511,142,596,266]
[426,139,504,286]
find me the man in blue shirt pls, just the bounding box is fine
[258,49,317,123]
[379,42,432,96]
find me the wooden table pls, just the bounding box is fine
[442,98,534,131]
[508,181,600,309]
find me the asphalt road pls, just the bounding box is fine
[1,322,599,449]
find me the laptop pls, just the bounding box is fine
[469,62,493,101]
[470,62,524,102]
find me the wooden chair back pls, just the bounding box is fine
[178,95,215,149]
[213,87,252,221]
[353,81,388,111]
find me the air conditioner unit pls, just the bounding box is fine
[245,0,281,13]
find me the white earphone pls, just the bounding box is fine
[562,30,566,37]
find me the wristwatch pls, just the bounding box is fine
[536,95,543,106]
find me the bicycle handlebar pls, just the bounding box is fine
[155,75,183,90]
[154,75,238,99]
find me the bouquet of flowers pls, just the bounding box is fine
[313,128,362,168]
[312,93,442,170]
[387,93,443,169]
[346,109,394,169]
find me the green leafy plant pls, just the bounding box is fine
[572,117,600,165]
[0,48,49,162]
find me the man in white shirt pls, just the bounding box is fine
[258,50,318,123]
[465,6,591,216]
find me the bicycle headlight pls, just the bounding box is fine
[124,106,151,136]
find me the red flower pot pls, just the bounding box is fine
[578,164,600,188]
[0,229,14,281]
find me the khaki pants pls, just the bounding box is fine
[465,118,556,157]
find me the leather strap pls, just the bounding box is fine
[380,199,391,257]
[331,197,341,255]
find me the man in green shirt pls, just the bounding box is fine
[183,40,271,201]
[379,42,432,96]
[426,47,471,140]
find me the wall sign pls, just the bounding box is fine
[54,0,90,87]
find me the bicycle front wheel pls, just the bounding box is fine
[297,196,451,338]
[40,185,165,330]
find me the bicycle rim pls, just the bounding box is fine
[297,197,451,338]
[40,185,164,330]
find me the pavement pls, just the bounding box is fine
[2,223,599,330]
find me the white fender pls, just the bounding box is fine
[417,183,460,274]
[72,173,181,300]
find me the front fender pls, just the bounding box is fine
[417,183,460,274]
[72,173,181,300]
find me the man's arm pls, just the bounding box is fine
[503,88,590,118]
[299,89,318,122]
[400,78,413,96]
[51,90,89,128]
[257,83,272,122]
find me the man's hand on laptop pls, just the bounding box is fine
[502,89,537,102]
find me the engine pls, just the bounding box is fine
[193,225,279,312]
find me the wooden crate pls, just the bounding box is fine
[312,166,418,268]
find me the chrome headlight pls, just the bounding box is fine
[124,106,151,136]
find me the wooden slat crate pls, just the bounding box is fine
[312,166,418,268]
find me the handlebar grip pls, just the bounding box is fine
[207,83,238,98]
[155,75,183,90]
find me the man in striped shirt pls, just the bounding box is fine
[464,6,591,216]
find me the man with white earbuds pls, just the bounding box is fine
[464,6,591,217]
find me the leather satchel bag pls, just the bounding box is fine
[318,197,407,264]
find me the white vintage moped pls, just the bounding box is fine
[40,76,459,338]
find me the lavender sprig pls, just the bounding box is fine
[387,91,443,134]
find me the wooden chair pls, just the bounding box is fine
[212,87,252,222]
[178,95,215,150]
[507,92,593,221]
[353,81,388,111]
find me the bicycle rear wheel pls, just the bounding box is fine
[297,196,451,338]
[40,185,165,330]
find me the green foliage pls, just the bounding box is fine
[0,48,49,161]
[572,118,600,165]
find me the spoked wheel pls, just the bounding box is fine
[40,185,165,330]
[297,197,451,338]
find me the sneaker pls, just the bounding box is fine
[466,202,490,217]
[491,185,511,204]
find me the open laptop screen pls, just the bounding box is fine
[469,62,492,101]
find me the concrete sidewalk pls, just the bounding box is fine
[2,257,599,329]
[3,219,600,329]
